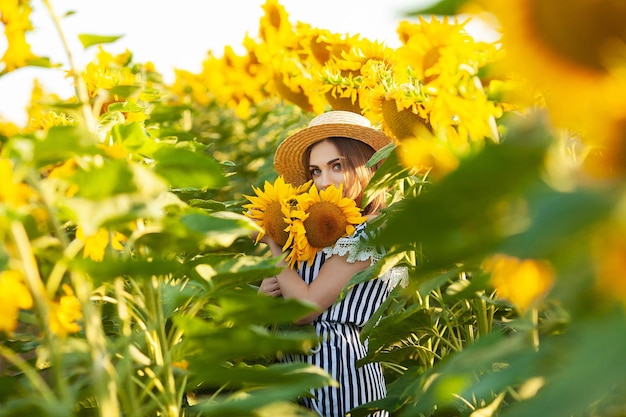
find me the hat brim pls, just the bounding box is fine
[274,123,391,187]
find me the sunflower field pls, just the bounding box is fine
[1,0,626,416]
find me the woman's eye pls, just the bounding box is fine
[332,163,342,171]
[310,168,321,176]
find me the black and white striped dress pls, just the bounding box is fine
[284,223,393,417]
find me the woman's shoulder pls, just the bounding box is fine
[321,221,383,264]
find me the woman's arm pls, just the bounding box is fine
[260,235,368,324]
[276,254,369,324]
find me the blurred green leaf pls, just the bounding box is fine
[107,101,145,113]
[78,33,123,48]
[70,159,137,199]
[190,367,326,416]
[176,316,317,367]
[111,121,153,150]
[72,257,187,284]
[363,148,415,207]
[501,310,626,417]
[213,289,317,325]
[180,211,253,248]
[191,362,332,392]
[109,85,142,99]
[25,56,58,69]
[153,146,227,189]
[501,187,614,259]
[376,118,551,269]
[191,254,282,290]
[5,126,101,168]
[406,0,470,16]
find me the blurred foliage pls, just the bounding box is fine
[1,0,626,416]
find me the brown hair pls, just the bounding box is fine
[303,137,386,216]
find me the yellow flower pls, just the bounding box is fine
[483,253,554,312]
[0,121,19,138]
[0,270,33,335]
[243,176,307,247]
[304,184,365,247]
[99,143,128,160]
[362,16,502,148]
[82,47,137,97]
[0,0,43,74]
[315,36,395,114]
[282,202,315,269]
[23,80,75,133]
[284,184,366,268]
[579,118,626,182]
[0,158,33,206]
[397,136,460,180]
[48,284,82,338]
[592,224,626,306]
[172,360,189,370]
[480,0,626,143]
[76,226,128,262]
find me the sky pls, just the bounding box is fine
[0,0,493,125]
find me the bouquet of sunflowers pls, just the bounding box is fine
[243,176,366,269]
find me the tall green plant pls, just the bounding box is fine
[0,3,338,417]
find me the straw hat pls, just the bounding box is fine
[274,111,392,186]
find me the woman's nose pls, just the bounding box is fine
[317,172,331,190]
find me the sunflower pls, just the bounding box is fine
[315,37,394,114]
[480,0,626,142]
[362,16,502,150]
[284,184,366,268]
[243,176,299,247]
[482,253,554,312]
[304,184,366,247]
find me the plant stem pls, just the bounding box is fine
[41,0,96,131]
[71,270,121,417]
[10,221,70,402]
[145,276,180,416]
[0,344,57,403]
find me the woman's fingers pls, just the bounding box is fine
[259,277,282,297]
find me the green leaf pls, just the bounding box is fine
[78,33,123,48]
[60,178,172,233]
[375,117,552,269]
[25,56,58,69]
[175,316,318,366]
[111,122,152,150]
[180,211,254,248]
[108,85,141,98]
[107,101,145,113]
[213,289,317,325]
[188,364,332,417]
[10,126,101,168]
[191,362,333,392]
[70,159,137,199]
[501,188,614,259]
[153,146,227,189]
[71,257,187,284]
[406,0,471,16]
[501,310,626,417]
[363,148,416,207]
[192,254,283,291]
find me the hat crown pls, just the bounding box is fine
[308,110,373,129]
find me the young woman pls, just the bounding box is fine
[258,111,401,417]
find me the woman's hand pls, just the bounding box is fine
[258,276,282,297]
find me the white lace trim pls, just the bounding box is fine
[322,239,382,264]
[379,265,409,289]
[321,227,409,289]
[321,227,381,264]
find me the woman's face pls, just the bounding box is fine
[308,140,344,192]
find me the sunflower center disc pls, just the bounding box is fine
[531,0,626,72]
[304,201,348,248]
